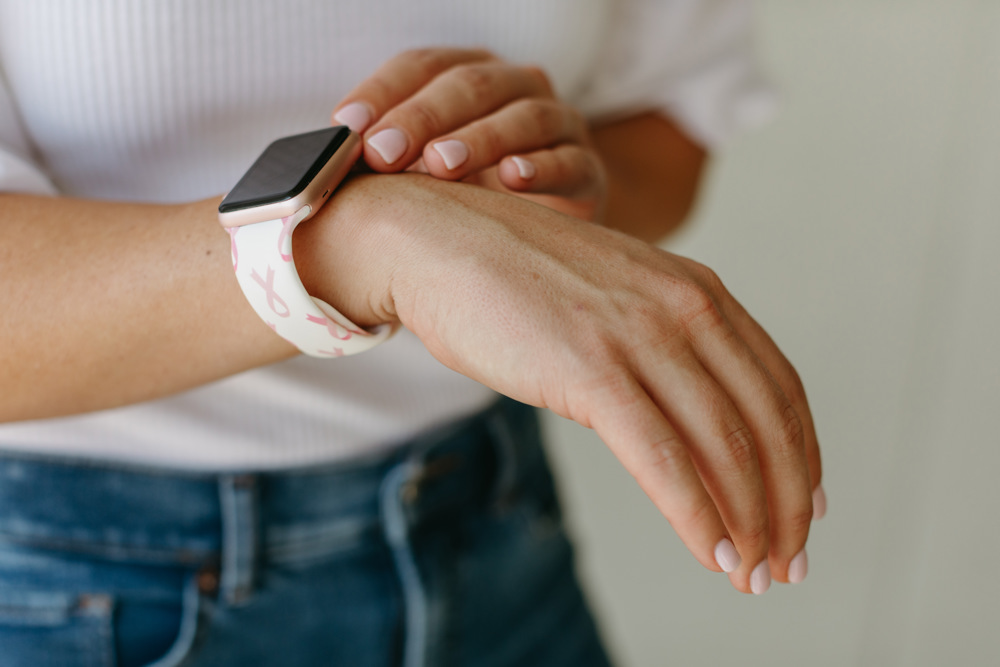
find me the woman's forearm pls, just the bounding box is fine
[592,112,708,244]
[0,193,299,422]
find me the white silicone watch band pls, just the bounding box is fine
[227,205,393,357]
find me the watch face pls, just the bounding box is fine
[219,126,351,214]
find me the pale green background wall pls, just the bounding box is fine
[543,2,1000,665]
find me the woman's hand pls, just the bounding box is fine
[298,173,824,596]
[315,50,819,597]
[331,48,607,222]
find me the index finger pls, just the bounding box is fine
[331,48,497,132]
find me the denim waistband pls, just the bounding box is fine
[0,397,541,577]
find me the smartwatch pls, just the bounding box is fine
[218,126,393,357]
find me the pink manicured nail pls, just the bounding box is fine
[511,156,536,180]
[333,102,373,133]
[714,538,741,573]
[406,157,430,174]
[813,484,827,520]
[367,128,408,165]
[750,561,771,595]
[788,549,808,584]
[432,140,470,170]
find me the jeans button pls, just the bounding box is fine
[76,594,112,615]
[197,566,220,595]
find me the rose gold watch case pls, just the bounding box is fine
[218,130,362,228]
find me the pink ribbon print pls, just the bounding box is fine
[306,313,362,341]
[250,265,291,318]
[227,211,390,357]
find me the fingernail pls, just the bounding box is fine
[333,102,373,133]
[511,155,536,180]
[367,128,408,165]
[750,561,771,595]
[788,549,808,584]
[432,139,470,170]
[406,157,430,174]
[813,484,827,520]
[714,538,741,573]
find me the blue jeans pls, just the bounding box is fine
[0,398,612,667]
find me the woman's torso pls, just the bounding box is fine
[0,0,610,469]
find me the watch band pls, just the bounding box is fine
[227,204,394,357]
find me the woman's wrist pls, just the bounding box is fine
[292,173,421,330]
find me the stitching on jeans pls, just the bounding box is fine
[0,534,213,564]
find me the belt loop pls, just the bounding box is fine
[218,473,259,607]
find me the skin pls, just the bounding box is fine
[0,50,821,595]
[332,48,706,240]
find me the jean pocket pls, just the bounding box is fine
[0,589,115,667]
[126,574,207,667]
[0,539,209,667]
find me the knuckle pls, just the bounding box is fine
[470,121,505,158]
[787,506,815,536]
[739,517,771,554]
[532,100,565,136]
[646,434,690,477]
[773,404,806,461]
[723,425,758,469]
[508,98,560,137]
[452,63,496,102]
[403,101,444,138]
[683,494,719,532]
[677,283,725,332]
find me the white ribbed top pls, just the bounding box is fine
[0,0,774,469]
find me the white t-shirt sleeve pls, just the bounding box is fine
[0,69,58,195]
[573,0,777,148]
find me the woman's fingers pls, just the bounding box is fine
[587,374,738,577]
[633,345,773,594]
[721,295,825,520]
[419,99,590,179]
[680,271,817,585]
[331,48,496,133]
[353,61,555,170]
[313,174,818,596]
[331,48,606,215]
[496,144,606,201]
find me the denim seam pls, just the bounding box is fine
[0,534,214,565]
[380,462,428,667]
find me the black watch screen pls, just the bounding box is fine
[219,126,351,214]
